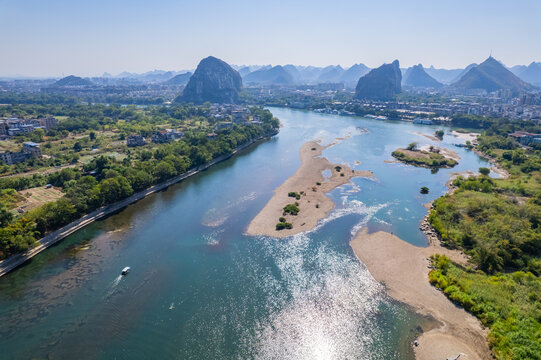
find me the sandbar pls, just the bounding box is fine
[246,140,373,237]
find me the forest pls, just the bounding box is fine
[427,121,541,359]
[0,103,279,258]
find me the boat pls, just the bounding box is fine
[121,267,131,275]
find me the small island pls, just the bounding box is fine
[247,139,373,237]
[392,142,458,169]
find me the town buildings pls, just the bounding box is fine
[508,131,541,146]
[0,142,42,165]
[127,134,146,147]
[0,116,57,138]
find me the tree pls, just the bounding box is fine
[435,130,444,139]
[406,142,418,151]
[154,161,176,182]
[30,128,45,143]
[420,186,429,194]
[140,149,152,161]
[89,131,96,140]
[98,176,133,204]
[479,167,490,176]
[128,170,153,192]
[73,142,82,152]
[0,203,13,227]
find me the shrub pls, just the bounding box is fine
[283,203,299,215]
[420,186,429,194]
[406,142,418,151]
[479,167,490,176]
[275,222,292,230]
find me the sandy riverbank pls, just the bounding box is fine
[246,140,373,237]
[350,230,491,360]
[451,130,480,144]
[418,144,461,162]
[413,131,441,142]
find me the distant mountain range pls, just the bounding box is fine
[239,63,369,88]
[23,56,541,98]
[510,62,541,86]
[165,72,192,86]
[244,65,294,85]
[424,67,465,84]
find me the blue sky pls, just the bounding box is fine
[0,0,539,76]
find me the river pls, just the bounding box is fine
[0,107,493,359]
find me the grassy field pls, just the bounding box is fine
[14,186,64,214]
[392,148,458,168]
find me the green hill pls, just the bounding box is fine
[453,57,534,94]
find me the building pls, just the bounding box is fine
[39,117,58,130]
[232,110,247,124]
[151,131,171,143]
[165,129,184,139]
[0,142,42,165]
[413,118,433,125]
[7,128,22,136]
[127,134,146,147]
[23,142,42,157]
[215,122,233,131]
[508,131,541,146]
[20,124,35,133]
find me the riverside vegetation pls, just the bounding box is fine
[392,142,458,169]
[0,101,279,259]
[427,121,541,359]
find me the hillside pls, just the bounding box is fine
[424,66,465,84]
[165,72,192,85]
[355,60,401,100]
[453,57,534,93]
[53,75,93,87]
[176,56,242,104]
[403,64,443,88]
[340,63,370,88]
[243,65,294,85]
[516,62,541,86]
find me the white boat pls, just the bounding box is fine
[121,267,131,275]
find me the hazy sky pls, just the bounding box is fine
[1,0,540,77]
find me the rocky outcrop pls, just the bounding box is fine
[403,64,443,88]
[176,56,242,104]
[355,60,401,100]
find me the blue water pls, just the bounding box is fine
[0,107,491,359]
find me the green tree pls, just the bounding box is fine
[73,142,82,152]
[0,203,13,227]
[154,161,176,182]
[97,176,133,204]
[406,142,418,151]
[479,167,490,176]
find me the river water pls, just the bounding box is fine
[0,108,492,359]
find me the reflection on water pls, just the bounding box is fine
[0,108,491,359]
